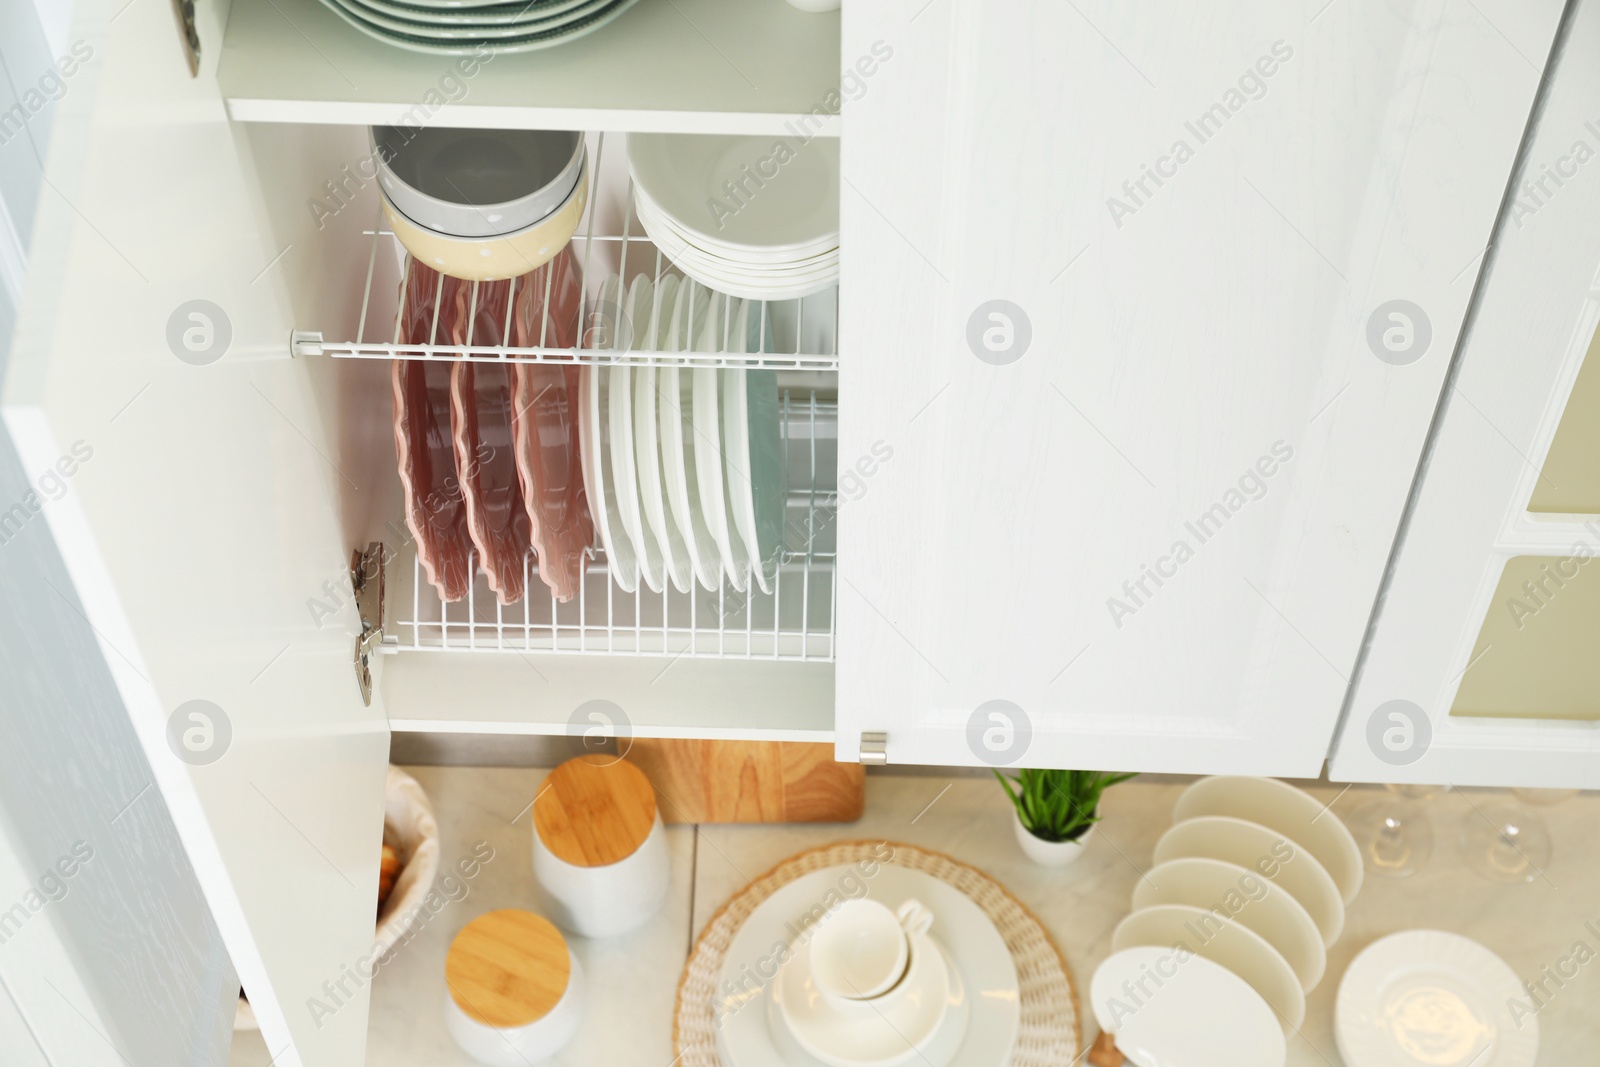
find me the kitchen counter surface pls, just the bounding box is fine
[229,769,1598,1066]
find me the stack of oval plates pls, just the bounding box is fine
[628,132,839,302]
[320,0,641,55]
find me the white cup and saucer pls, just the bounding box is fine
[770,897,969,1067]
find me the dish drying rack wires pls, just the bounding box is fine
[300,132,840,372]
[388,389,838,661]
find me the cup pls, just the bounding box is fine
[810,898,934,1001]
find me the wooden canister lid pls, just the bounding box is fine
[533,755,657,868]
[445,909,570,1028]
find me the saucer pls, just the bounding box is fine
[768,939,969,1067]
[714,864,1017,1067]
[775,933,951,1067]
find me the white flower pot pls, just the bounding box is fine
[1013,816,1095,867]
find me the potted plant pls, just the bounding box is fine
[996,768,1136,867]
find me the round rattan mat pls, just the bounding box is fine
[673,839,1081,1066]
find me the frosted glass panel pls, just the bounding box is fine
[1452,555,1600,719]
[1528,321,1600,513]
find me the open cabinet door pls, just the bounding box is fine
[837,0,1564,773]
[3,1,390,1065]
[1331,0,1600,789]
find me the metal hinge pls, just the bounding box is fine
[352,543,386,707]
[170,0,200,76]
[859,731,888,766]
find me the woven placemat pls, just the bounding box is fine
[674,839,1081,1066]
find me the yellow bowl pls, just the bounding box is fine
[382,156,588,282]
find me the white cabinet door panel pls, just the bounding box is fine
[838,0,1562,772]
[3,1,390,1064]
[1331,0,1600,788]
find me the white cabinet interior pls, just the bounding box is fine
[1331,0,1600,789]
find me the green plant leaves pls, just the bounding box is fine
[994,768,1137,843]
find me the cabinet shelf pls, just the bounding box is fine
[299,135,840,371]
[386,389,837,662]
[217,0,842,135]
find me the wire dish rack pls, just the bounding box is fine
[385,390,837,661]
[293,132,840,372]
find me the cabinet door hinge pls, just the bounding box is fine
[859,731,888,766]
[352,543,386,706]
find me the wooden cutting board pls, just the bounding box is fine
[626,740,864,824]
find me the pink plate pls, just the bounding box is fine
[509,247,591,602]
[392,259,474,602]
[449,277,532,605]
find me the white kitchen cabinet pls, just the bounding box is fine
[1330,0,1600,790]
[836,0,1563,774]
[2,0,1580,1065]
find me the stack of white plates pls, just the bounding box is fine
[1093,776,1364,1067]
[628,133,839,302]
[579,273,787,596]
[319,0,641,55]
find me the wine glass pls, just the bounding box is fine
[1459,798,1553,884]
[1349,783,1447,879]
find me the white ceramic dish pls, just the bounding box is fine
[716,863,1018,1067]
[344,0,606,32]
[1112,903,1306,1031]
[1132,857,1326,991]
[1090,947,1286,1067]
[1336,930,1537,1067]
[632,274,692,593]
[578,276,639,592]
[607,275,665,592]
[632,190,840,269]
[370,126,583,238]
[347,0,596,24]
[317,0,640,54]
[691,291,748,592]
[628,133,840,252]
[1174,777,1363,904]
[776,932,953,1067]
[658,281,721,590]
[1153,816,1345,947]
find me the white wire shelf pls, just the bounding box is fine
[295,132,840,372]
[386,390,838,662]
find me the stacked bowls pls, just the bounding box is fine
[320,0,641,55]
[374,126,589,281]
[628,132,839,302]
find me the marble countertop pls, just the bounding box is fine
[229,769,1599,1066]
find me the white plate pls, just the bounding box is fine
[1174,777,1363,904]
[1112,904,1305,1031]
[658,281,721,591]
[633,275,693,593]
[1090,947,1286,1067]
[716,863,1019,1067]
[333,0,609,38]
[606,275,665,592]
[578,276,639,592]
[1336,930,1537,1067]
[722,301,784,593]
[1153,816,1344,947]
[341,0,598,26]
[628,133,840,254]
[317,0,639,54]
[690,290,748,592]
[773,934,960,1067]
[633,178,839,262]
[1132,857,1326,991]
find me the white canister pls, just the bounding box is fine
[532,755,670,939]
[444,909,584,1067]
